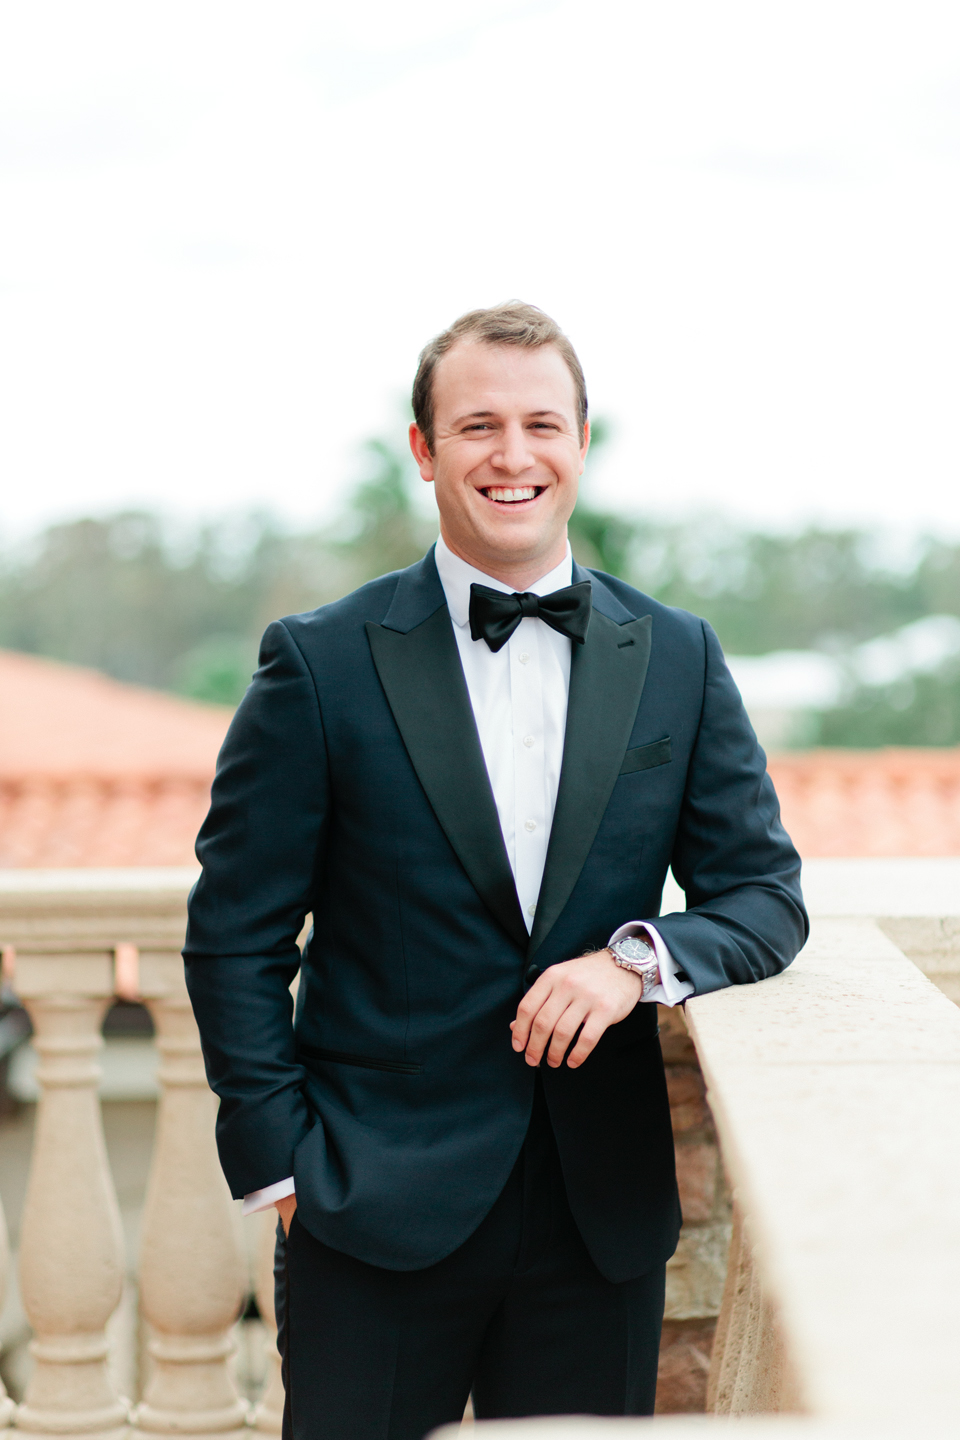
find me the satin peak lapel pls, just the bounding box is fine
[366,607,528,950]
[528,603,653,957]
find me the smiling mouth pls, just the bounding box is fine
[480,486,545,504]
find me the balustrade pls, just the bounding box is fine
[0,871,254,1440]
[0,865,959,1440]
[6,891,130,1439]
[132,949,248,1440]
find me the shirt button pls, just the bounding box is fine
[527,904,537,917]
[523,735,535,748]
[524,819,537,832]
[518,652,530,664]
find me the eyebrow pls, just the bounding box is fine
[452,409,567,425]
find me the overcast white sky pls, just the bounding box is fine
[2,0,959,540]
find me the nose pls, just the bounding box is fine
[492,421,535,477]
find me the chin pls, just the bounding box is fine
[481,522,543,553]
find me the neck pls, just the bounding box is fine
[439,527,569,592]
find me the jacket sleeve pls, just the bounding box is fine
[183,619,328,1197]
[651,620,809,996]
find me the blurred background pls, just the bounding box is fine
[2,0,960,750]
[1,3,959,1416]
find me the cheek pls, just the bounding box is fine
[554,470,581,514]
[547,443,583,483]
[432,471,468,510]
[437,450,485,491]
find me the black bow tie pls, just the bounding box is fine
[468,581,592,654]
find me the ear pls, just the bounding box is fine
[409,422,435,482]
[578,419,591,474]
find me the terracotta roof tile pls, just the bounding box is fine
[0,648,230,779]
[768,750,960,857]
[2,650,959,865]
[0,776,212,867]
[0,649,228,867]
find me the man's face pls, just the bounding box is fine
[410,339,589,579]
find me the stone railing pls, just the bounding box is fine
[2,862,960,1440]
[440,857,960,1437]
[0,868,284,1440]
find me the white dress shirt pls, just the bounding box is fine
[242,537,692,1215]
[439,535,573,930]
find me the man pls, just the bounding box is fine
[184,302,807,1439]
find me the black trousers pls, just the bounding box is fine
[274,1081,665,1440]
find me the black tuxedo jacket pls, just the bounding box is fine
[184,548,806,1283]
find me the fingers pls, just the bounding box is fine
[510,952,643,1069]
[565,1015,608,1069]
[516,990,574,1067]
[544,997,593,1068]
[510,971,556,1054]
[510,964,596,1068]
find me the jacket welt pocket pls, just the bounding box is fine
[298,1044,422,1075]
[619,738,672,775]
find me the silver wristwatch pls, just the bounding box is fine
[608,935,660,997]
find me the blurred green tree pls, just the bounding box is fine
[2,422,960,736]
[812,665,960,747]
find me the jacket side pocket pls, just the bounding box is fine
[297,1044,422,1075]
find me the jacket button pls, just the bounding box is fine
[525,964,540,986]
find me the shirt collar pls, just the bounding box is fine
[434,533,574,630]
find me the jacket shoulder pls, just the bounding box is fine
[271,568,406,646]
[586,569,708,647]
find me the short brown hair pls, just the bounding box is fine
[412,300,587,452]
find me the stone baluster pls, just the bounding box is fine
[0,870,208,1436]
[250,1210,284,1434]
[12,971,129,1439]
[132,949,248,1440]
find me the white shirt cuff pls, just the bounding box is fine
[607,921,695,1007]
[242,1176,296,1216]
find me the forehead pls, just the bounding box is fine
[432,340,577,421]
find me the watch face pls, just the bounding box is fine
[617,935,652,961]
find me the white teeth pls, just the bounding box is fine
[485,487,537,503]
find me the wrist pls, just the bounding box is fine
[607,949,644,993]
[607,936,660,997]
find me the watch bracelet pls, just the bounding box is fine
[607,943,660,995]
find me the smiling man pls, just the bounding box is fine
[184,302,807,1440]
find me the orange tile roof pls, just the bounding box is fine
[2,649,959,866]
[0,649,230,779]
[0,649,230,867]
[0,775,214,868]
[769,749,960,858]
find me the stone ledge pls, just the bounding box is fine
[0,866,199,894]
[685,917,960,1423]
[685,918,960,1067]
[436,1415,960,1437]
